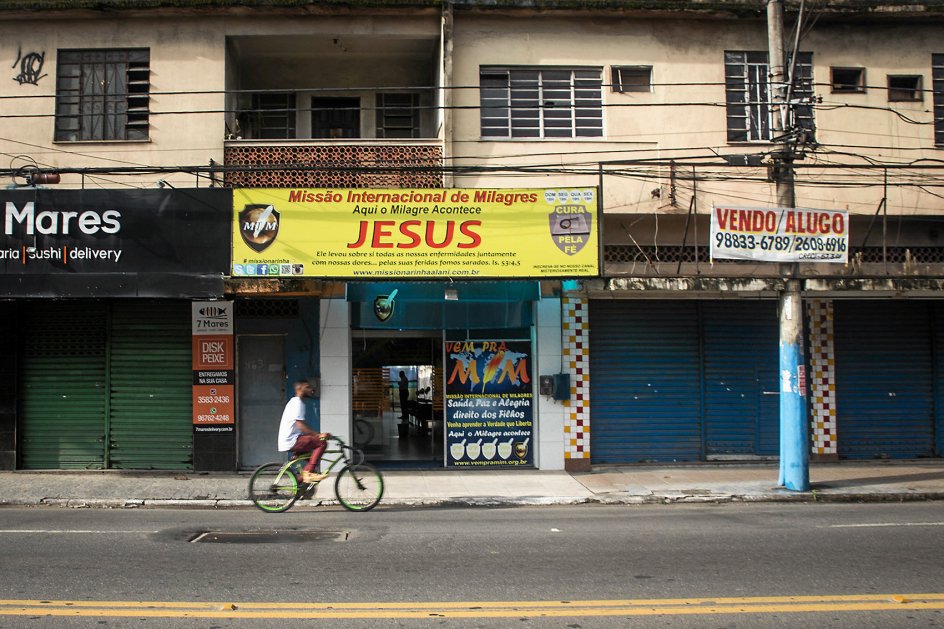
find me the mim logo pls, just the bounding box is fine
[239,204,280,252]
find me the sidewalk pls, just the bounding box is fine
[0,462,942,509]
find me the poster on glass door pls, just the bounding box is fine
[444,339,533,468]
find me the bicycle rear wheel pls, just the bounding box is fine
[334,462,384,512]
[248,462,300,513]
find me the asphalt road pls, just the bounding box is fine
[0,502,942,628]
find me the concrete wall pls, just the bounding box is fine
[449,14,944,217]
[0,13,440,188]
[1,9,940,217]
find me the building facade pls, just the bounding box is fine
[1,0,943,472]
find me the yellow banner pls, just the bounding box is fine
[231,188,599,279]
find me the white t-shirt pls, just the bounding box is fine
[277,396,306,451]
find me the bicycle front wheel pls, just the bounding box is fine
[334,462,384,512]
[248,462,299,513]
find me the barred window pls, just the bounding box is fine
[724,51,814,143]
[480,67,603,139]
[55,49,150,142]
[933,54,944,146]
[376,93,420,139]
[249,93,296,139]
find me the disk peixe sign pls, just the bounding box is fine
[0,189,231,297]
[192,300,235,431]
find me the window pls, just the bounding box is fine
[480,67,603,139]
[724,51,814,143]
[831,67,866,93]
[247,93,296,139]
[611,66,652,93]
[376,93,420,138]
[887,75,923,102]
[934,54,944,145]
[54,49,150,142]
[311,97,360,139]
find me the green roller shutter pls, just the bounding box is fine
[109,302,193,470]
[21,303,108,469]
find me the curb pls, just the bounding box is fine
[1,492,942,509]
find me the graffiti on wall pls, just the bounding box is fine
[12,47,46,85]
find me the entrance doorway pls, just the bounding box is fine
[351,332,443,465]
[237,335,286,469]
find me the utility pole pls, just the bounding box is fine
[768,0,809,491]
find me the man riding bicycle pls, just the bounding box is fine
[278,380,330,484]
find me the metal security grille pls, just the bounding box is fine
[20,301,193,470]
[834,301,935,459]
[933,54,944,146]
[589,301,703,463]
[108,302,193,470]
[480,67,603,138]
[701,302,779,457]
[20,303,108,469]
[248,93,297,140]
[603,245,944,265]
[54,48,150,142]
[376,93,421,139]
[235,299,300,319]
[724,51,814,143]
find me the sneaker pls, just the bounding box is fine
[301,471,327,484]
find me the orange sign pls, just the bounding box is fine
[192,385,235,426]
[192,336,234,370]
[192,301,235,430]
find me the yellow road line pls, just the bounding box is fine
[0,594,942,619]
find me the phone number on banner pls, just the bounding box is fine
[714,232,847,261]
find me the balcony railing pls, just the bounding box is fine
[223,139,444,189]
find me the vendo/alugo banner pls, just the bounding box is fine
[445,339,533,468]
[231,188,599,279]
[710,205,849,263]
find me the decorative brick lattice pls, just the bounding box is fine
[563,297,590,460]
[223,144,444,189]
[808,299,837,455]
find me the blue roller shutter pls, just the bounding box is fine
[835,301,934,459]
[933,303,944,458]
[589,301,702,463]
[702,301,779,457]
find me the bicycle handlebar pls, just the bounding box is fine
[326,435,365,465]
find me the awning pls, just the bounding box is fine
[346,281,539,330]
[345,281,540,303]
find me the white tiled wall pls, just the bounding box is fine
[535,298,566,470]
[319,298,352,443]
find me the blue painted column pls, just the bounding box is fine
[779,280,810,490]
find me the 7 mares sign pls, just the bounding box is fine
[445,339,533,468]
[710,205,849,263]
[231,188,599,279]
[0,188,231,297]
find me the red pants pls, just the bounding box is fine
[291,435,327,472]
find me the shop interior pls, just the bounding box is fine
[351,332,444,466]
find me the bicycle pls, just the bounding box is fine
[352,416,376,448]
[248,435,384,513]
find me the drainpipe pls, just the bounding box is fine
[441,2,455,188]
